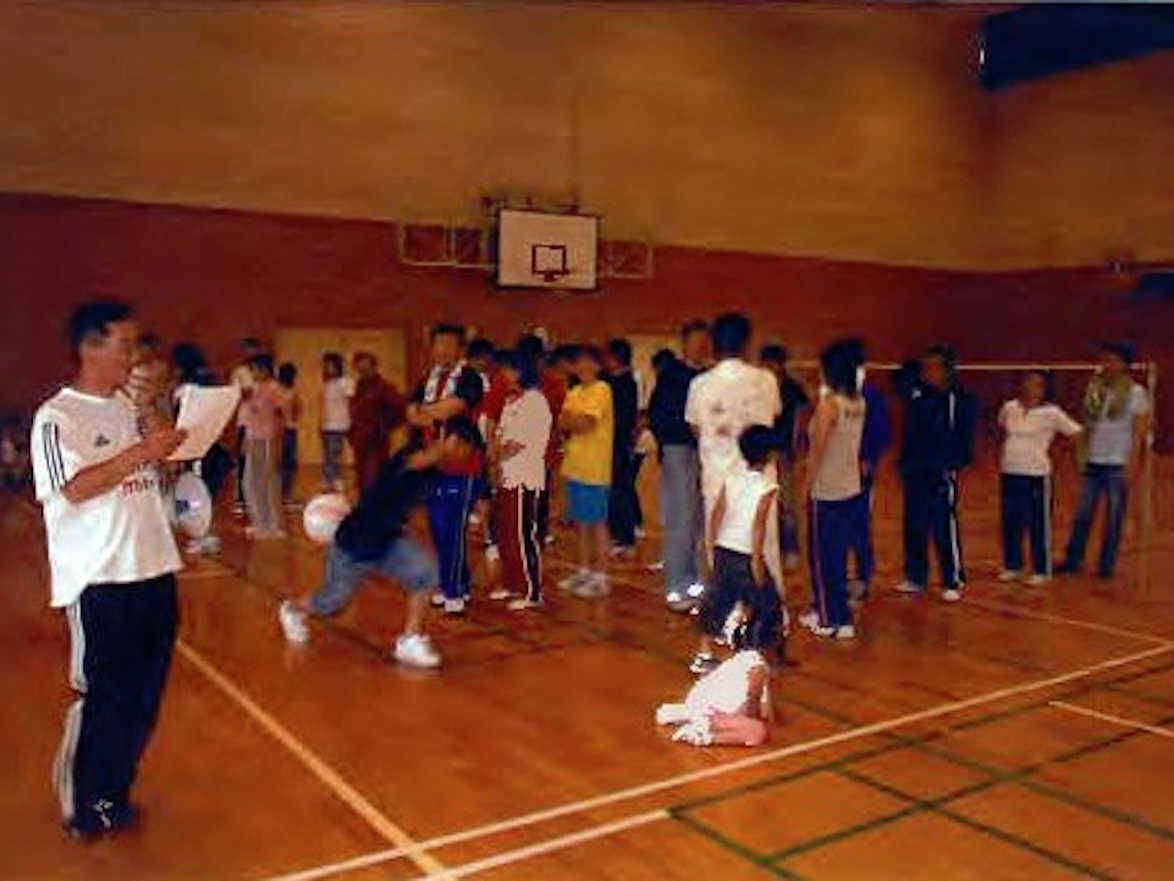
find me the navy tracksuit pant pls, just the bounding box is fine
[902,468,966,589]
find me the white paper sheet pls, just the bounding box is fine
[168,385,242,461]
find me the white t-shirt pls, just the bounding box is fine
[685,358,781,501]
[321,376,353,432]
[716,469,777,555]
[498,389,552,491]
[31,388,182,608]
[1087,382,1149,466]
[999,399,1082,476]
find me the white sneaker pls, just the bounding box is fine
[894,580,925,594]
[543,534,555,546]
[558,570,589,592]
[507,597,543,611]
[685,582,707,601]
[997,569,1022,582]
[395,633,440,668]
[484,543,500,564]
[941,588,963,603]
[635,526,647,539]
[1026,574,1051,587]
[609,544,635,559]
[647,560,666,572]
[430,592,447,607]
[278,600,309,644]
[443,598,467,615]
[572,572,610,598]
[798,608,820,631]
[834,624,857,640]
[488,588,513,601]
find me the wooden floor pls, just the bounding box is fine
[4,456,1174,881]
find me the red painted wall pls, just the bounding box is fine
[1,193,1169,447]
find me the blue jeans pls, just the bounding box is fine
[321,431,346,486]
[1064,464,1127,576]
[660,445,702,596]
[308,538,438,616]
[427,473,478,599]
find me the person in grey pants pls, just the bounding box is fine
[648,321,710,612]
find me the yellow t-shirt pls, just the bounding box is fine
[561,380,614,486]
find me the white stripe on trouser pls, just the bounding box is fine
[54,601,88,822]
[947,472,962,586]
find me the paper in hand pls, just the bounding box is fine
[168,386,242,461]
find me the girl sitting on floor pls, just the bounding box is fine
[656,593,782,747]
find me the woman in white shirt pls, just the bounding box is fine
[320,352,353,492]
[489,350,552,611]
[998,370,1082,584]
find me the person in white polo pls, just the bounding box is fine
[32,301,186,839]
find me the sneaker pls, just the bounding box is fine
[443,597,467,615]
[941,588,963,603]
[232,502,246,516]
[665,590,696,613]
[608,544,636,559]
[647,559,666,572]
[394,633,440,669]
[689,652,718,675]
[484,544,501,564]
[894,580,925,594]
[834,624,856,640]
[278,600,310,644]
[634,526,647,540]
[558,570,589,592]
[572,572,610,598]
[685,582,707,602]
[1096,567,1115,580]
[798,608,820,631]
[507,597,543,611]
[997,569,1022,582]
[543,534,555,546]
[431,592,447,607]
[1025,574,1051,587]
[672,719,714,746]
[488,588,513,601]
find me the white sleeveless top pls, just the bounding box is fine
[811,394,865,501]
[684,650,765,715]
[715,469,777,555]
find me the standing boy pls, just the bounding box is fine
[559,347,615,597]
[319,352,352,492]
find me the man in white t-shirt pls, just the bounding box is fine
[229,337,262,511]
[32,301,186,839]
[686,313,782,587]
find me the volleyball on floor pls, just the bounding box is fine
[303,493,351,545]
[171,472,213,539]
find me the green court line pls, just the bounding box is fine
[832,767,1117,881]
[669,810,807,881]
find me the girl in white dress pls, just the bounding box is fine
[657,597,779,747]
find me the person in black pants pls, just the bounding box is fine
[894,345,976,603]
[32,301,186,839]
[605,338,640,556]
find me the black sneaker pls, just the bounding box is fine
[1055,561,1082,576]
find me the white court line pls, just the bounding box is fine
[173,640,445,876]
[1049,700,1174,740]
[965,596,1174,647]
[260,641,1174,881]
[404,809,669,881]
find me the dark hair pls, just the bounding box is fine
[577,345,603,366]
[842,338,866,366]
[733,588,784,656]
[1098,340,1135,365]
[443,416,485,452]
[820,340,860,397]
[353,350,376,366]
[323,352,343,373]
[712,312,751,358]
[250,353,275,375]
[680,319,709,340]
[68,301,133,357]
[925,344,957,369]
[138,332,161,351]
[172,342,208,384]
[759,344,787,365]
[278,362,297,385]
[430,323,466,343]
[607,338,632,367]
[517,334,545,360]
[496,349,540,389]
[468,337,495,359]
[553,344,581,364]
[651,348,677,372]
[738,424,777,468]
[241,337,261,349]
